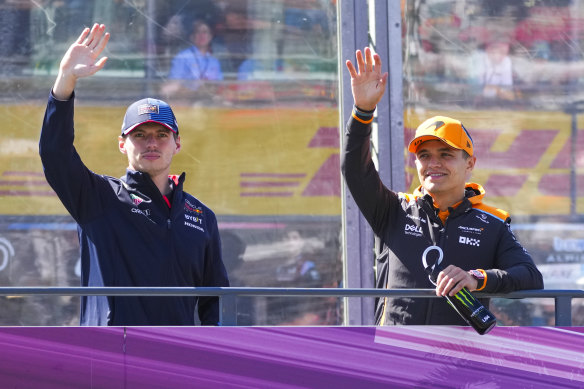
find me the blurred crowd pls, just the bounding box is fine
[405,0,584,108]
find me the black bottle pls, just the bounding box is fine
[423,246,497,335]
[441,285,497,335]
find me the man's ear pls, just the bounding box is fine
[118,135,127,154]
[174,135,181,154]
[466,155,477,179]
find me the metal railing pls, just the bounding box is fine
[0,287,582,326]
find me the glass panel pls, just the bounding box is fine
[0,0,341,325]
[403,0,584,326]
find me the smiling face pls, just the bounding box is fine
[414,140,476,207]
[118,122,180,179]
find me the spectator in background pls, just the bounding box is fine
[161,19,223,95]
[212,2,253,76]
[471,35,515,101]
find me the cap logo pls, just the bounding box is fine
[425,120,445,132]
[138,103,159,115]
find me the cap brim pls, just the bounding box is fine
[122,120,178,135]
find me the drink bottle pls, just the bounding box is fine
[423,246,497,335]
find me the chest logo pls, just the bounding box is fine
[459,236,480,247]
[404,223,423,237]
[130,193,151,206]
[184,199,203,214]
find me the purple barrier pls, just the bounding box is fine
[0,326,582,388]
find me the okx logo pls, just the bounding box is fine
[459,236,480,247]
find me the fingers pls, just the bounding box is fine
[93,31,110,56]
[365,47,373,73]
[356,49,365,74]
[83,23,107,50]
[435,265,471,296]
[349,48,382,77]
[75,27,90,45]
[94,56,109,71]
[346,60,357,78]
[83,23,99,47]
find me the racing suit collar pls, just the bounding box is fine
[122,169,186,196]
[414,182,486,219]
[413,182,485,203]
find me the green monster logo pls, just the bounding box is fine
[454,288,475,308]
[447,288,476,310]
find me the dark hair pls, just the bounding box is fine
[190,19,212,36]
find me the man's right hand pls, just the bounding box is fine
[53,23,110,100]
[345,47,388,112]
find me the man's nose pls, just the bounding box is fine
[145,135,157,146]
[428,155,441,167]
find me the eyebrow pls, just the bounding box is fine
[417,146,456,154]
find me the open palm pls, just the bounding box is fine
[346,47,388,111]
[60,24,110,79]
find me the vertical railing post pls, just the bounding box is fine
[555,296,572,326]
[220,294,237,326]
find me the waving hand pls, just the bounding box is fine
[345,47,388,111]
[53,24,110,100]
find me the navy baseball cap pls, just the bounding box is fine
[121,98,179,135]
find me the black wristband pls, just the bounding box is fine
[354,105,376,114]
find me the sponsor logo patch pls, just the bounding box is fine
[184,199,203,214]
[458,225,484,235]
[130,194,145,206]
[404,223,423,237]
[476,213,490,224]
[459,236,480,247]
[131,207,151,217]
[138,103,159,115]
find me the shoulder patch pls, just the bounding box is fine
[472,203,509,222]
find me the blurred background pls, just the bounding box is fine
[0,0,582,326]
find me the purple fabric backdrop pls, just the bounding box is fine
[0,326,582,388]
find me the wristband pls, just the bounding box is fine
[352,105,375,124]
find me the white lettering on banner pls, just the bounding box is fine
[546,253,584,263]
[553,237,584,253]
[537,263,582,289]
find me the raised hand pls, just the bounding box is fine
[53,23,110,100]
[345,47,388,111]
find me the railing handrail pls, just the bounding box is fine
[0,287,581,326]
[0,286,582,298]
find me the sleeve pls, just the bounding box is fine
[340,113,399,236]
[197,211,230,325]
[483,219,544,293]
[214,57,224,80]
[168,51,189,79]
[39,92,106,223]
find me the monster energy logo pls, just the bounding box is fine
[454,288,476,308]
